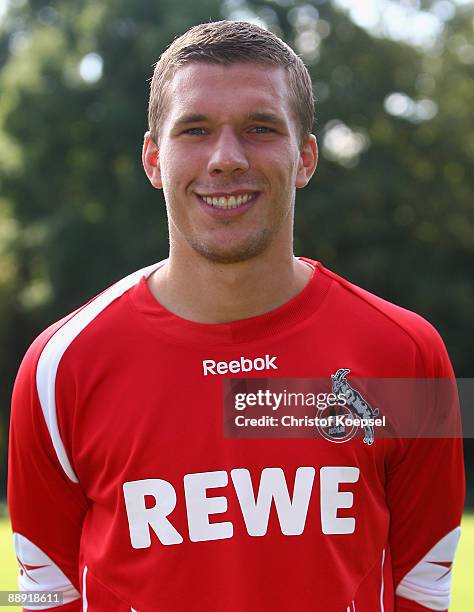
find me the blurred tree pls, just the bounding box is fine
[238,0,474,374]
[0,0,225,494]
[0,0,472,500]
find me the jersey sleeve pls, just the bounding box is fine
[8,327,88,611]
[387,324,465,611]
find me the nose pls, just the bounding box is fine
[207,128,250,175]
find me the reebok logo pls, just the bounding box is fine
[202,354,278,376]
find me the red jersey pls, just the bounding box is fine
[8,258,465,611]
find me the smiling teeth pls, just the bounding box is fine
[201,193,255,208]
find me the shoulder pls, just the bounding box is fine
[306,259,453,377]
[12,262,163,482]
[16,261,163,384]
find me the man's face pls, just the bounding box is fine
[143,62,317,264]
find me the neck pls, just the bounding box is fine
[147,245,313,324]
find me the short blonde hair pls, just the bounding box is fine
[148,20,315,148]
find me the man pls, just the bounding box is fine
[8,20,464,612]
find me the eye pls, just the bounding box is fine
[183,127,206,136]
[251,126,275,134]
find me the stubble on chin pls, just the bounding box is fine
[187,228,273,264]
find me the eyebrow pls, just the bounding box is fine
[172,113,208,128]
[245,112,286,126]
[172,111,286,129]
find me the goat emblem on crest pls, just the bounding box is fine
[330,368,379,445]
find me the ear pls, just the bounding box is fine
[142,131,163,189]
[295,134,318,189]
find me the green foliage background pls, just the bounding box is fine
[1,510,474,609]
[0,0,472,502]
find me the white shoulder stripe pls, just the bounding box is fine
[36,261,163,482]
[396,526,461,611]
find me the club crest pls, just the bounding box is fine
[316,368,379,445]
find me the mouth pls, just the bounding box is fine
[195,191,259,216]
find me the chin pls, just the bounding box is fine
[190,232,272,264]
